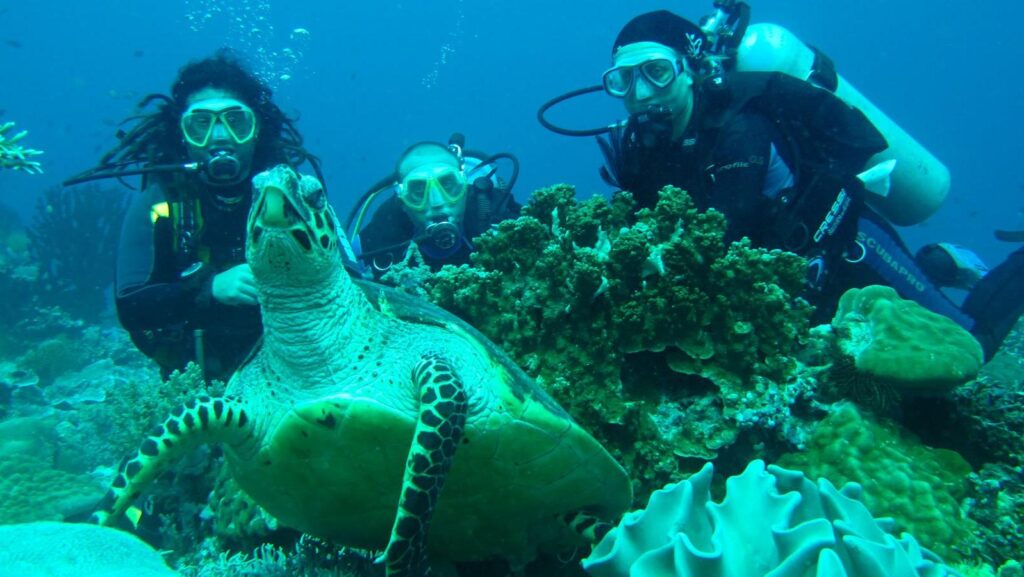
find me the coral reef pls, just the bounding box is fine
[27,183,129,321]
[420,184,815,492]
[583,459,958,577]
[0,416,104,524]
[177,536,378,577]
[0,521,176,577]
[961,462,1024,567]
[831,285,983,393]
[0,121,43,174]
[948,316,1024,466]
[778,403,977,561]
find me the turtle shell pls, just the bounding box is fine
[224,280,633,565]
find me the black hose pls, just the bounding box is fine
[537,85,616,137]
[62,162,200,187]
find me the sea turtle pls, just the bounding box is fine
[94,165,632,576]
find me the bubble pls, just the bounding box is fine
[182,0,312,89]
[421,0,465,89]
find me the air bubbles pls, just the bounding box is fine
[182,0,311,89]
[421,0,465,89]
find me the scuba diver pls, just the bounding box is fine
[64,49,327,381]
[347,134,521,280]
[538,3,1022,359]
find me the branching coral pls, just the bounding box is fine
[0,121,43,174]
[27,183,129,321]
[423,184,815,492]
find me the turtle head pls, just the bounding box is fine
[247,164,344,287]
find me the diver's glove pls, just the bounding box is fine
[916,242,989,290]
[212,263,259,306]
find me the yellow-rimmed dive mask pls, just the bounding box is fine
[180,101,257,147]
[397,164,467,212]
[603,58,683,98]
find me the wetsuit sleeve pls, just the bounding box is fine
[114,187,215,331]
[706,112,785,244]
[964,246,1024,360]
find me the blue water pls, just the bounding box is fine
[1,0,1022,268]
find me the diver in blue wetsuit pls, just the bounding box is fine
[538,8,1022,359]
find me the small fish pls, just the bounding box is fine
[5,39,22,48]
[133,49,144,58]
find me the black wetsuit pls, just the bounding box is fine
[115,176,261,380]
[600,71,969,327]
[355,182,521,280]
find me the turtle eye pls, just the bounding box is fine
[303,186,326,210]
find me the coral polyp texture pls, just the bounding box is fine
[0,121,43,174]
[582,460,959,577]
[424,184,813,489]
[832,285,983,393]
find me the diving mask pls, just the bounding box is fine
[181,102,257,148]
[603,58,683,98]
[397,164,467,212]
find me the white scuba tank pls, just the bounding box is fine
[734,22,949,226]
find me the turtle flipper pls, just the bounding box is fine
[92,395,257,526]
[383,355,468,577]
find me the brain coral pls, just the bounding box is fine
[831,285,983,393]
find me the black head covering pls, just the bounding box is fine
[612,10,707,64]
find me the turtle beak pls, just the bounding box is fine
[258,185,291,228]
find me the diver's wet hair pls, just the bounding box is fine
[90,48,321,188]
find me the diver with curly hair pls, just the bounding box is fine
[66,49,324,380]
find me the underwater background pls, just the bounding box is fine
[1,1,1023,576]
[2,0,1023,266]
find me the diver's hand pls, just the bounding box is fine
[211,264,258,306]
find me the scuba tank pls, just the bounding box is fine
[726,20,950,226]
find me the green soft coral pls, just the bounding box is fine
[425,184,813,493]
[0,121,43,174]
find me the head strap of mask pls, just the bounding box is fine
[446,132,467,171]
